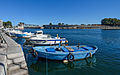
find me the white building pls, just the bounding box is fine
[0,20,3,29]
[15,22,24,30]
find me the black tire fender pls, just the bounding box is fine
[67,53,74,62]
[32,50,38,58]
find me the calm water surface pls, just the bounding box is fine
[15,29,120,75]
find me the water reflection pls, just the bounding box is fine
[26,54,96,73]
[14,38,26,46]
[101,30,120,48]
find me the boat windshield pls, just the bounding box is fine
[37,32,43,34]
[34,32,43,35]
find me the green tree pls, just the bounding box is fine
[3,21,12,28]
[101,18,120,26]
[65,24,68,25]
[58,23,62,25]
[81,24,85,25]
[62,23,64,25]
[49,23,52,25]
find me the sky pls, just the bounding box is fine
[0,0,120,26]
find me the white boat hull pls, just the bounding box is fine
[29,40,66,45]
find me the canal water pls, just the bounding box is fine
[15,29,120,75]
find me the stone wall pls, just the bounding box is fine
[0,30,29,75]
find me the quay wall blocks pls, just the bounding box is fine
[0,32,29,75]
[0,55,7,75]
[7,52,23,59]
[13,56,25,64]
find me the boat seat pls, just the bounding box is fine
[46,48,56,52]
[72,47,86,51]
[62,47,69,52]
[81,47,93,50]
[65,47,74,52]
[62,47,80,52]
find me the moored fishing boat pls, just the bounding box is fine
[5,28,23,37]
[32,45,98,61]
[15,30,46,38]
[23,30,49,38]
[28,33,67,46]
[22,32,35,38]
[29,37,67,46]
[15,33,27,37]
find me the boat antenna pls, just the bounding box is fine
[57,34,59,38]
[78,43,80,49]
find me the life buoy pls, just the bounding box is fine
[67,53,74,62]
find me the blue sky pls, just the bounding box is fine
[0,0,120,26]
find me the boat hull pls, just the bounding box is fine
[9,33,16,36]
[15,34,27,37]
[37,50,96,60]
[29,40,66,46]
[33,45,98,61]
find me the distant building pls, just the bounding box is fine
[43,24,102,29]
[17,22,24,29]
[43,25,78,29]
[0,20,3,29]
[15,22,44,29]
[24,24,44,29]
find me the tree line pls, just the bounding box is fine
[3,21,12,28]
[101,18,120,26]
[49,23,66,25]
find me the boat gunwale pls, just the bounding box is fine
[33,45,98,55]
[29,38,66,41]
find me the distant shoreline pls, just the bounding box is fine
[14,24,120,30]
[24,26,120,30]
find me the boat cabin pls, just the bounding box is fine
[35,30,43,35]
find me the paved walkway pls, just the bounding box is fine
[0,30,29,75]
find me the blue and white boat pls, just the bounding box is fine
[32,45,98,61]
[29,37,67,46]
[15,31,34,38]
[15,33,27,37]
[23,30,48,38]
[29,32,67,45]
[5,28,22,37]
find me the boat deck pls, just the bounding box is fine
[33,45,96,54]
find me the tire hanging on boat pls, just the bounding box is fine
[67,53,74,62]
[32,50,38,58]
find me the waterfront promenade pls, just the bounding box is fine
[0,30,28,75]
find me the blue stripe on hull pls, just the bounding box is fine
[15,34,27,37]
[36,50,97,60]
[34,43,60,46]
[10,33,16,36]
[30,39,66,41]
[37,52,69,60]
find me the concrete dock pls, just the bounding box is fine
[0,30,29,75]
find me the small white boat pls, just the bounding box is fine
[35,30,49,38]
[23,32,35,38]
[23,30,49,38]
[29,33,67,46]
[5,28,23,37]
